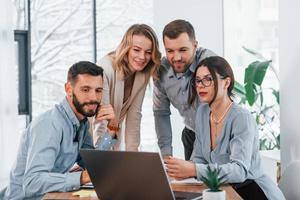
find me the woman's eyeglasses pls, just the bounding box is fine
[195,75,225,87]
[195,76,214,87]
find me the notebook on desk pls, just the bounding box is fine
[80,150,202,200]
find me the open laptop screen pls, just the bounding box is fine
[80,150,201,200]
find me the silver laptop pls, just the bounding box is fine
[80,150,202,200]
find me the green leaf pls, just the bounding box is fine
[233,81,247,104]
[261,105,275,114]
[272,89,280,104]
[245,82,256,106]
[275,134,280,149]
[271,132,280,150]
[244,60,271,86]
[254,61,270,85]
[256,114,260,124]
[233,80,246,96]
[200,165,226,191]
[268,142,273,150]
[243,60,271,106]
[242,46,259,56]
[259,138,268,150]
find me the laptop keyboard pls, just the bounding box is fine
[174,191,202,200]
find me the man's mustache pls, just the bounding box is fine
[173,61,184,64]
[82,101,100,106]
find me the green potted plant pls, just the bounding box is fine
[233,47,281,183]
[200,165,227,200]
[234,47,280,150]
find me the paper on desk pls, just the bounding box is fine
[81,182,94,189]
[72,189,97,197]
[171,178,203,185]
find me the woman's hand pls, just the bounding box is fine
[164,156,196,180]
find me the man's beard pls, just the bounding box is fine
[172,60,192,73]
[72,93,100,117]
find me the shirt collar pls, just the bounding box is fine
[189,57,198,73]
[60,97,81,129]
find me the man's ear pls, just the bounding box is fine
[194,40,198,49]
[65,82,73,97]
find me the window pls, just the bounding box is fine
[224,0,279,150]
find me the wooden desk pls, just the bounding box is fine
[43,184,242,200]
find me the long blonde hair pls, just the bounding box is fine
[111,24,161,80]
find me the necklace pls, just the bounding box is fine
[210,101,233,125]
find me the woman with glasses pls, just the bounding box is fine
[164,56,285,200]
[93,24,161,151]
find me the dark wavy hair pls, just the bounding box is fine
[189,56,235,105]
[67,61,103,85]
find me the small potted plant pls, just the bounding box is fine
[200,165,226,200]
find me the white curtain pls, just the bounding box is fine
[0,0,18,189]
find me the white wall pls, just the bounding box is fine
[0,0,18,189]
[153,0,224,158]
[279,1,300,198]
[153,0,224,56]
[279,0,300,172]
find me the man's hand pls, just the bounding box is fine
[80,170,91,185]
[164,156,196,180]
[106,118,119,137]
[163,155,172,160]
[95,104,118,137]
[95,104,116,122]
[69,163,83,172]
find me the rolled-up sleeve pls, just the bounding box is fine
[95,131,118,150]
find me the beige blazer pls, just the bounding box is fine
[93,55,149,151]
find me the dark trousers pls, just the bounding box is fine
[231,180,268,200]
[181,127,195,160]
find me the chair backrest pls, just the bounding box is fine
[278,160,300,199]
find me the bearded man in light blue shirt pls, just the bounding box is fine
[1,61,117,200]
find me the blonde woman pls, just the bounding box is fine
[93,24,161,151]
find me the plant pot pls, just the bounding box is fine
[202,189,225,200]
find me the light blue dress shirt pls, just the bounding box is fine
[2,97,116,200]
[153,47,216,156]
[192,103,285,200]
